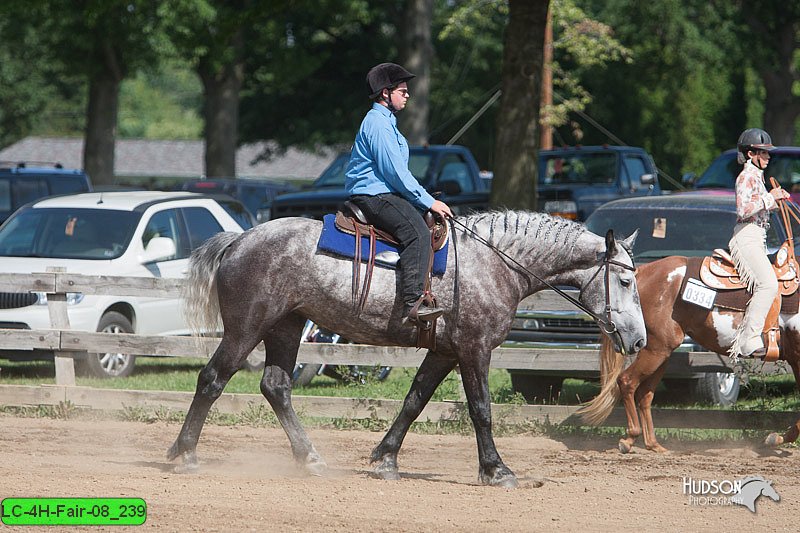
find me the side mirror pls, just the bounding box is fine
[640,173,656,185]
[681,172,696,186]
[438,180,463,196]
[140,236,176,263]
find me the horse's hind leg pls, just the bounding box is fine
[167,331,264,471]
[459,352,518,488]
[766,339,800,446]
[259,314,327,475]
[371,351,457,481]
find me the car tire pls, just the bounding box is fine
[293,363,322,386]
[663,373,740,406]
[76,311,136,378]
[509,372,563,403]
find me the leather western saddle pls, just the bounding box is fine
[335,200,448,349]
[699,241,799,362]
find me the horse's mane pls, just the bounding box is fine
[458,210,589,262]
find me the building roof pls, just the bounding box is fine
[0,136,341,181]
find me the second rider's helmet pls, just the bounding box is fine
[737,128,774,164]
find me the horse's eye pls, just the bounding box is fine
[620,278,631,288]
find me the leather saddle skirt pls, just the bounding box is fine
[334,208,448,252]
[699,241,800,297]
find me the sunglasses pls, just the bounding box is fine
[391,88,410,98]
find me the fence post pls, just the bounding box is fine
[46,268,75,386]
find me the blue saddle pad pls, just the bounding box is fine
[317,214,448,275]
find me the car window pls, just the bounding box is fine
[238,184,269,215]
[314,154,350,187]
[695,153,738,189]
[49,176,90,195]
[0,179,12,213]
[435,155,473,193]
[13,178,48,209]
[0,208,139,259]
[766,153,800,193]
[142,209,183,260]
[408,153,434,183]
[215,199,254,229]
[182,207,223,250]
[622,156,648,191]
[539,153,616,185]
[586,207,736,261]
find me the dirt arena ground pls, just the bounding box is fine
[0,415,798,532]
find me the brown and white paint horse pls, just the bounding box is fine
[579,255,800,453]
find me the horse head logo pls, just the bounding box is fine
[730,476,781,513]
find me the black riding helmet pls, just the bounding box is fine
[737,128,774,164]
[366,62,415,99]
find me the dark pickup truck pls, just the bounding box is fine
[537,145,660,220]
[266,144,490,221]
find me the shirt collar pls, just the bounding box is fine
[371,102,395,122]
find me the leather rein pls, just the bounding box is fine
[449,217,636,353]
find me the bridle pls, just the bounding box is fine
[449,218,636,353]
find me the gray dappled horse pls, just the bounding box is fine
[168,211,646,488]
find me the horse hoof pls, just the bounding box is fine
[173,460,200,474]
[304,456,328,477]
[618,440,632,454]
[648,444,669,454]
[764,433,784,448]
[480,468,519,488]
[372,459,401,480]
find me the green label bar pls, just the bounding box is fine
[1,498,146,526]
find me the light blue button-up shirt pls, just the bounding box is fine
[345,103,435,210]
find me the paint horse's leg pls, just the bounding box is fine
[636,361,669,453]
[458,351,518,488]
[616,346,667,454]
[371,351,457,480]
[259,314,327,475]
[766,331,800,446]
[167,331,264,472]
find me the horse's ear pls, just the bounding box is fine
[605,229,616,256]
[622,229,638,251]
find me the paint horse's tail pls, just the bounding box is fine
[577,334,624,425]
[183,231,240,337]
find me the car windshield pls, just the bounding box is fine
[586,207,739,262]
[696,151,800,191]
[0,208,140,260]
[314,152,435,187]
[539,153,616,185]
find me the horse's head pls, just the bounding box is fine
[579,229,646,355]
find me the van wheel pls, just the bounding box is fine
[76,311,136,378]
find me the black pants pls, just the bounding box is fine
[349,194,431,306]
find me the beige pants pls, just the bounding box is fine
[728,222,778,357]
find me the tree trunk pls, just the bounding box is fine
[83,44,123,187]
[760,23,800,145]
[399,0,433,144]
[199,31,244,178]
[490,0,550,210]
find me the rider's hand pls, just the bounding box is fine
[770,187,791,201]
[430,200,453,220]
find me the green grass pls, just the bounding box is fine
[1,357,798,411]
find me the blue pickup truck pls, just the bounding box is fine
[266,144,491,221]
[537,145,660,220]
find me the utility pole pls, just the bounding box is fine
[540,7,553,150]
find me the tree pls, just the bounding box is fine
[731,1,800,145]
[398,0,434,144]
[490,0,550,209]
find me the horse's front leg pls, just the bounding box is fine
[371,351,457,480]
[637,362,669,453]
[459,352,518,488]
[260,315,327,476]
[766,354,800,446]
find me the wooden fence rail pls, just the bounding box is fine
[0,272,794,431]
[0,272,779,386]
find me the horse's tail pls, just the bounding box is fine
[183,231,240,337]
[577,334,624,425]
